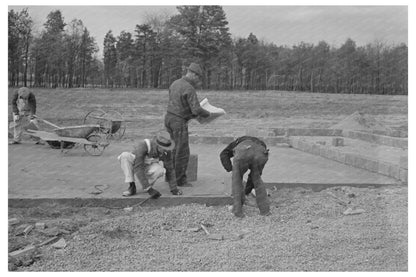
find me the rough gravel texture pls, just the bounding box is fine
[9,185,407,271]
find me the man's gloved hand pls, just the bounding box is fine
[13,113,19,121]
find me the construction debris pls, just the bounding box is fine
[200,224,210,235]
[187,227,201,232]
[9,218,20,226]
[52,238,67,249]
[343,208,365,215]
[37,236,60,247]
[35,222,46,230]
[208,234,224,240]
[15,224,29,236]
[23,225,34,236]
[9,245,37,259]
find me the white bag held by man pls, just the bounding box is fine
[197,98,226,124]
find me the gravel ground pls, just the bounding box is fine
[9,185,407,271]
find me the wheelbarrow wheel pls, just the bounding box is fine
[83,109,107,132]
[84,133,108,156]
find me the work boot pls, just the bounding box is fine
[171,188,183,195]
[122,182,136,197]
[147,187,161,199]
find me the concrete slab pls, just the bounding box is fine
[8,140,399,207]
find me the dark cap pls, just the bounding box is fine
[187,63,203,77]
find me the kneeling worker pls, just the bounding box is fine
[220,136,270,217]
[118,131,183,198]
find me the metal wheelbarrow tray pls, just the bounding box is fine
[27,124,110,156]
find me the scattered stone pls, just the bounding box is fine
[9,245,36,259]
[208,234,224,240]
[124,207,133,212]
[35,222,46,230]
[9,218,19,226]
[348,193,356,198]
[343,208,365,215]
[52,238,67,249]
[227,205,233,212]
[37,236,60,247]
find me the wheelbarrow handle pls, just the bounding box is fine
[33,115,62,129]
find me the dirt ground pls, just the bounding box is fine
[8,185,407,271]
[8,88,408,271]
[7,88,408,138]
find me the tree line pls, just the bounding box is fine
[8,6,408,95]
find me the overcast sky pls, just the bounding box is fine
[8,5,408,57]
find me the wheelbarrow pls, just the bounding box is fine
[83,109,126,140]
[27,116,110,156]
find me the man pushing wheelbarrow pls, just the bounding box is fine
[9,87,43,145]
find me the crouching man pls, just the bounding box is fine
[220,136,270,217]
[9,87,41,145]
[118,131,183,198]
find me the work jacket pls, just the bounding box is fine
[166,76,210,121]
[131,139,176,188]
[220,136,268,172]
[11,88,36,116]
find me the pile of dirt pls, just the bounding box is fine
[331,111,392,132]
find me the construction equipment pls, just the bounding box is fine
[27,116,109,156]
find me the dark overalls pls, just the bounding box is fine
[165,76,210,186]
[220,136,270,217]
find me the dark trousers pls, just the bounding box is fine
[231,140,269,217]
[165,113,189,186]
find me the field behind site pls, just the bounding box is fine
[7,88,408,138]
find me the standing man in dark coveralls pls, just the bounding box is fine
[165,63,210,187]
[220,136,270,217]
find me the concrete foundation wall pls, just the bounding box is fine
[289,137,407,183]
[343,130,408,149]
